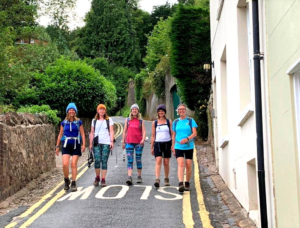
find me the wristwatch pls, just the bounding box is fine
[55,145,59,149]
[186,137,190,141]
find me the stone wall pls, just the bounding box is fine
[145,94,166,120]
[0,113,55,202]
[144,70,194,120]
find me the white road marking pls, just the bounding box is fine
[155,187,183,200]
[95,185,129,199]
[57,186,95,201]
[134,185,152,200]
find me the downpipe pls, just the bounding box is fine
[252,0,268,227]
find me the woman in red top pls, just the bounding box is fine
[122,104,146,185]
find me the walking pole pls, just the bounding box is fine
[123,149,126,162]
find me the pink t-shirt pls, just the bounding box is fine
[126,118,142,144]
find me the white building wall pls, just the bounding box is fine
[210,0,260,225]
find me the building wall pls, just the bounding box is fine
[210,0,261,225]
[265,0,300,227]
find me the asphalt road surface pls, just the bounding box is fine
[3,117,207,228]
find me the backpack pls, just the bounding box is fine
[173,117,193,133]
[93,118,116,142]
[127,117,143,131]
[61,120,81,147]
[154,119,171,141]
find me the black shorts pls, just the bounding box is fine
[154,141,172,158]
[61,143,82,156]
[175,149,193,160]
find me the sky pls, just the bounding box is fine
[38,0,178,30]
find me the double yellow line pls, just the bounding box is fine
[182,148,213,228]
[5,121,124,228]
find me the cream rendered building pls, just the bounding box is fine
[265,0,300,227]
[210,0,275,227]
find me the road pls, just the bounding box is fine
[4,117,211,228]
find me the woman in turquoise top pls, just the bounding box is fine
[171,104,198,193]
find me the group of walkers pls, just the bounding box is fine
[55,102,197,193]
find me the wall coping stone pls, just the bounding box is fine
[0,112,49,127]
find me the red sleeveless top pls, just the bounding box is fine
[126,118,142,144]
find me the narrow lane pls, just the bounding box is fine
[5,117,211,228]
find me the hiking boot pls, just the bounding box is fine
[154,178,160,187]
[137,176,143,183]
[101,179,107,187]
[126,176,133,185]
[185,182,190,191]
[71,181,77,192]
[178,182,185,193]
[164,177,170,186]
[94,177,100,186]
[64,178,70,191]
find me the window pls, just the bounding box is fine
[294,72,300,176]
[30,39,34,44]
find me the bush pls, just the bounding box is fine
[17,57,117,117]
[0,105,16,114]
[121,105,131,118]
[17,105,61,125]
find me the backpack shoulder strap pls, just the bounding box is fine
[127,117,130,126]
[139,119,143,131]
[93,119,96,128]
[166,119,171,137]
[174,118,179,132]
[187,117,193,132]
[154,120,158,140]
[106,118,110,135]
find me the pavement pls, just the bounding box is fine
[0,117,256,228]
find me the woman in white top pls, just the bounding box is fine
[89,104,114,187]
[150,104,173,187]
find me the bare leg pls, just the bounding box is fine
[155,157,162,178]
[101,169,107,179]
[163,158,170,178]
[186,159,193,182]
[177,157,185,182]
[62,154,71,178]
[95,168,100,177]
[71,155,79,180]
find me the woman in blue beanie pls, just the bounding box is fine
[55,103,86,192]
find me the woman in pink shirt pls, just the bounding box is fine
[122,104,146,185]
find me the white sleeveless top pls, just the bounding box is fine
[155,124,171,142]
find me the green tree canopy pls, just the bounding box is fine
[170,4,211,138]
[0,0,38,30]
[76,0,140,71]
[18,58,117,117]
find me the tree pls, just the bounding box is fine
[77,0,140,71]
[132,9,152,67]
[39,0,77,54]
[150,2,177,27]
[18,58,117,116]
[170,5,211,138]
[0,0,38,30]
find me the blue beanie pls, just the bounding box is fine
[66,103,77,113]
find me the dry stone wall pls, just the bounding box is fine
[0,113,55,202]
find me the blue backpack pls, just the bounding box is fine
[174,117,193,133]
[61,120,81,148]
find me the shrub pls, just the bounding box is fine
[17,57,117,117]
[121,105,131,118]
[17,105,61,125]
